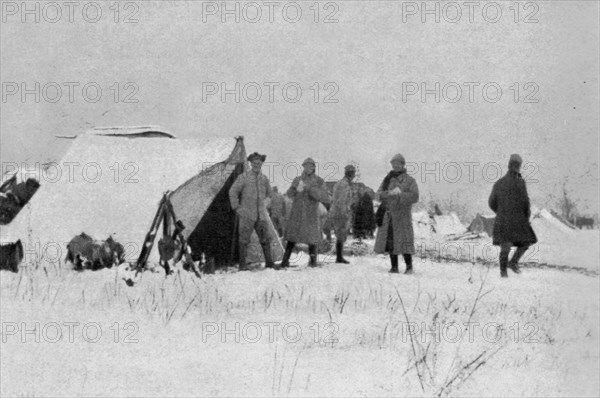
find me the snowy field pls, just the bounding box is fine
[410,229,600,275]
[1,232,598,397]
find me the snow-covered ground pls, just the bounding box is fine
[1,236,599,397]
[411,228,599,274]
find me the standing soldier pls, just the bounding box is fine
[281,158,330,268]
[374,154,419,274]
[229,152,275,271]
[488,154,537,278]
[268,186,287,237]
[328,165,357,263]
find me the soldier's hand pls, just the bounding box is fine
[297,181,305,192]
[390,187,402,196]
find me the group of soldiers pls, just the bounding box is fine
[229,152,537,278]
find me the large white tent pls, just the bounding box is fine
[0,127,283,268]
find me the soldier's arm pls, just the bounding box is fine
[523,180,531,219]
[398,178,419,204]
[264,176,273,199]
[331,181,343,205]
[346,181,357,210]
[488,183,498,213]
[376,179,388,201]
[311,177,331,204]
[286,178,299,198]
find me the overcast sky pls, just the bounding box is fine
[1,1,598,217]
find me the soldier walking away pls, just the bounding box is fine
[374,154,419,274]
[229,152,275,271]
[281,157,331,268]
[268,186,287,237]
[488,154,537,278]
[328,165,357,263]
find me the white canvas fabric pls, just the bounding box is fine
[1,129,283,267]
[412,210,435,240]
[532,208,577,237]
[433,213,467,236]
[468,213,496,236]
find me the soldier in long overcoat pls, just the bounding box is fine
[488,154,537,277]
[281,158,330,268]
[328,165,357,263]
[374,153,419,274]
[229,152,275,271]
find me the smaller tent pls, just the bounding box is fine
[353,182,376,199]
[549,209,577,230]
[530,208,576,246]
[433,212,467,236]
[412,210,435,239]
[535,208,577,235]
[468,213,495,236]
[324,181,375,201]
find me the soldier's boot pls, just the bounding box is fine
[500,258,508,278]
[403,254,413,275]
[508,260,521,274]
[238,243,249,271]
[335,240,350,264]
[389,254,399,274]
[499,244,512,277]
[262,242,277,270]
[499,247,509,278]
[279,241,295,269]
[509,245,528,274]
[205,257,215,275]
[308,244,318,267]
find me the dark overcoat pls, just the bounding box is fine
[353,193,376,235]
[488,171,537,246]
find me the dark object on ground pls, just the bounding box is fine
[66,233,122,271]
[353,193,376,238]
[0,240,23,272]
[573,216,595,229]
[0,178,40,225]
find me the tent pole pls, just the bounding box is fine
[165,199,201,278]
[134,193,168,273]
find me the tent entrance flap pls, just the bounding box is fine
[135,160,244,270]
[185,162,244,265]
[135,135,284,270]
[169,153,284,265]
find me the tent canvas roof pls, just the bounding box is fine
[433,213,467,236]
[532,208,577,236]
[2,163,43,186]
[413,210,435,239]
[1,133,241,262]
[468,213,495,236]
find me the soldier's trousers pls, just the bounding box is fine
[332,215,350,243]
[238,217,271,248]
[499,242,530,266]
[270,215,285,237]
